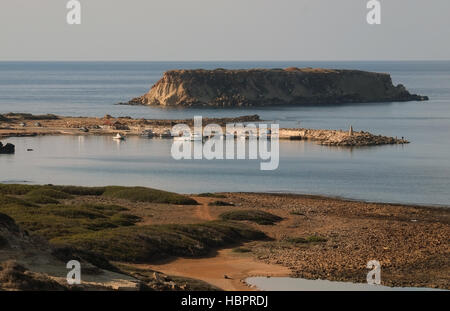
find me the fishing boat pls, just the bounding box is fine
[174,133,203,141]
[159,129,172,138]
[141,129,155,138]
[113,133,125,140]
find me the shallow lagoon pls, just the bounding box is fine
[245,277,445,291]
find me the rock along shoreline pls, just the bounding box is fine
[0,113,409,147]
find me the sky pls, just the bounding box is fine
[0,0,449,61]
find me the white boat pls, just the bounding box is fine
[190,133,203,141]
[159,129,172,138]
[174,133,203,141]
[113,133,125,140]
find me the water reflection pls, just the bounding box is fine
[0,135,449,206]
[245,277,446,291]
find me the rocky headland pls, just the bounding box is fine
[124,68,428,107]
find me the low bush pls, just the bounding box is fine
[219,210,283,225]
[232,247,251,253]
[50,185,106,196]
[197,193,226,198]
[286,236,328,244]
[208,201,235,207]
[0,184,38,195]
[52,221,266,263]
[25,194,60,205]
[26,188,73,200]
[103,186,198,205]
[4,113,59,120]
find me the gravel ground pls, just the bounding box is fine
[223,193,450,289]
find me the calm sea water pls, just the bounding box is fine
[0,61,449,206]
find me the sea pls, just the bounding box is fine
[0,61,449,206]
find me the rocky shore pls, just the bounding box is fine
[0,142,14,154]
[280,128,409,146]
[0,113,408,147]
[222,192,450,289]
[124,68,428,107]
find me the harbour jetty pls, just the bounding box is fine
[124,68,428,107]
[279,127,409,146]
[0,113,408,147]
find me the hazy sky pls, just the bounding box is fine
[0,0,449,61]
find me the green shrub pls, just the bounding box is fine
[25,194,59,205]
[51,247,119,272]
[26,188,72,200]
[0,235,9,249]
[81,203,128,213]
[0,195,36,207]
[305,236,328,243]
[286,236,327,244]
[0,184,38,195]
[0,198,136,240]
[290,210,306,216]
[197,193,226,198]
[4,113,59,120]
[109,214,141,226]
[232,247,251,253]
[208,201,235,206]
[219,210,283,225]
[51,221,266,263]
[103,186,198,205]
[50,186,106,196]
[51,207,107,219]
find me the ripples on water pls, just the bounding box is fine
[0,61,449,206]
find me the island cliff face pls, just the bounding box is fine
[127,68,428,107]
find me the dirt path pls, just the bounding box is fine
[192,197,215,221]
[138,196,291,291]
[142,248,291,291]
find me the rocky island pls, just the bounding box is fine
[124,68,428,107]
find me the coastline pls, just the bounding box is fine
[191,192,450,290]
[0,184,448,290]
[0,113,409,146]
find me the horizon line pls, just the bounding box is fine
[0,59,450,63]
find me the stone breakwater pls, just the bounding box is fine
[124,68,428,107]
[279,128,409,146]
[0,113,408,147]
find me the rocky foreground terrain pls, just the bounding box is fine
[1,184,448,291]
[0,185,226,291]
[223,193,450,289]
[125,68,428,107]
